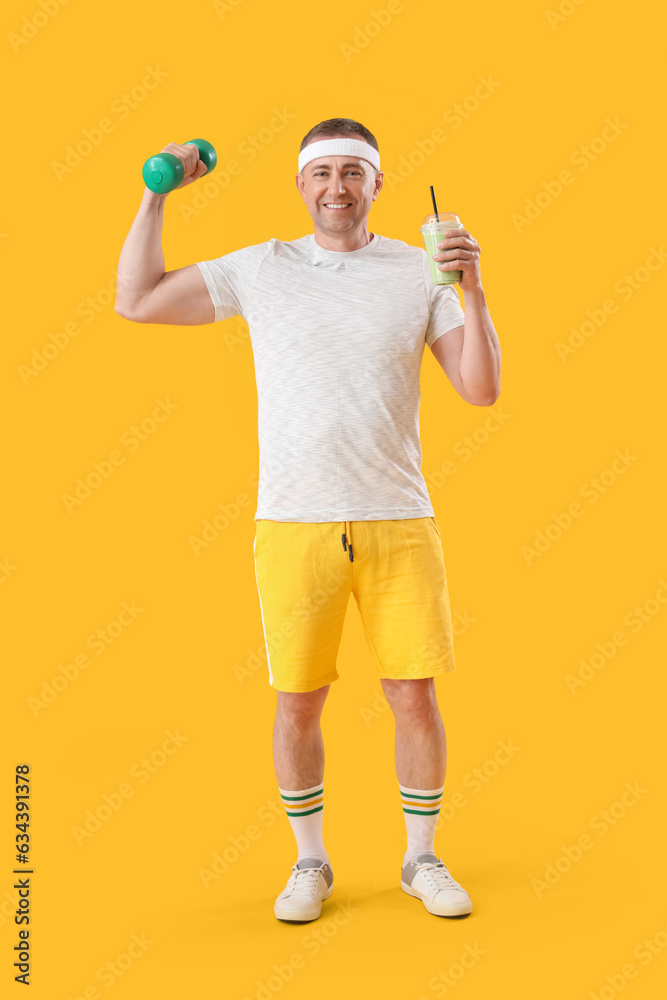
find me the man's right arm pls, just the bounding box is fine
[114,145,215,326]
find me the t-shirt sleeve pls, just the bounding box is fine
[422,249,466,348]
[195,241,274,322]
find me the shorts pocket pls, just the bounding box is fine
[428,515,442,538]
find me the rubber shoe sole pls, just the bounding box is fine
[274,882,333,922]
[401,880,473,917]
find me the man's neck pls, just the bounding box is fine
[312,227,375,252]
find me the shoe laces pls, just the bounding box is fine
[416,861,462,891]
[284,865,322,898]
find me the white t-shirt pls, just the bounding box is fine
[196,232,465,522]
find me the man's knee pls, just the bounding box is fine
[381,677,438,719]
[275,684,329,728]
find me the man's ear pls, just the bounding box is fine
[295,173,305,200]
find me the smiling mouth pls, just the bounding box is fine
[323,203,352,210]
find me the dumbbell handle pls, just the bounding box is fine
[142,139,217,194]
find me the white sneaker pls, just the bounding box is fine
[401,852,473,916]
[274,857,334,922]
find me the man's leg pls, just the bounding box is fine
[382,677,472,915]
[381,677,446,786]
[353,518,471,914]
[253,519,349,920]
[273,684,332,866]
[274,685,330,787]
[381,677,446,866]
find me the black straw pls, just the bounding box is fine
[429,185,439,222]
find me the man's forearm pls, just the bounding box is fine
[459,287,501,405]
[115,188,168,315]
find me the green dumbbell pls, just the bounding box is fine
[142,139,217,193]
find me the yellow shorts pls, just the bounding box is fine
[252,517,456,692]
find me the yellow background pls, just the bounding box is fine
[2,0,666,996]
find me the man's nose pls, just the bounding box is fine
[327,174,346,193]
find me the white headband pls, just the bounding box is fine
[298,138,380,174]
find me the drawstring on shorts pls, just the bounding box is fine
[341,520,354,562]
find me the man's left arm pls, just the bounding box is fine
[430,228,501,407]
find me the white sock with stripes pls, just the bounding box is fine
[399,782,445,868]
[278,781,331,867]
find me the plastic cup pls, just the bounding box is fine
[420,212,464,285]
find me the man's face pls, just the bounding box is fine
[295,135,383,233]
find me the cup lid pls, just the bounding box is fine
[421,212,461,227]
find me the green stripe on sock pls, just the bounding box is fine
[403,807,441,816]
[280,789,323,802]
[284,804,324,817]
[400,791,443,800]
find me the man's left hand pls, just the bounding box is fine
[433,229,482,294]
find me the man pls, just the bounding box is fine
[115,117,500,923]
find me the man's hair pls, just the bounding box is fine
[299,118,379,172]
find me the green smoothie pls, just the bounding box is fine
[420,213,463,285]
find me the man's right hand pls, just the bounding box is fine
[156,142,209,191]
